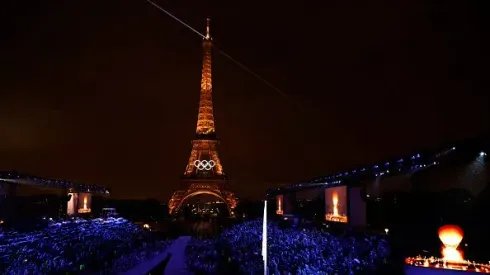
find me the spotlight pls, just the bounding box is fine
[480,152,487,157]
[385,228,389,234]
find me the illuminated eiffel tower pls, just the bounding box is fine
[168,19,237,216]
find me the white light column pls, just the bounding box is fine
[262,200,268,275]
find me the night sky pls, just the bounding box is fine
[1,0,488,201]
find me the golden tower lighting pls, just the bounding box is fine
[168,19,237,215]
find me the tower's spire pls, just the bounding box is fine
[205,18,211,40]
[195,18,215,136]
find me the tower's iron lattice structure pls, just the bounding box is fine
[168,19,237,215]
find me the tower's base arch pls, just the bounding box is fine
[170,190,231,215]
[169,184,237,216]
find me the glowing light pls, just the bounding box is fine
[325,190,348,223]
[78,195,91,214]
[385,228,389,234]
[332,192,339,216]
[205,18,211,40]
[193,160,216,170]
[438,225,464,262]
[169,189,236,215]
[262,200,268,275]
[168,19,236,216]
[143,224,150,229]
[405,224,490,272]
[480,152,487,157]
[276,195,283,215]
[196,18,215,136]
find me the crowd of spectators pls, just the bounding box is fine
[0,217,171,274]
[186,220,390,275]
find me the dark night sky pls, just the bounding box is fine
[0,0,488,201]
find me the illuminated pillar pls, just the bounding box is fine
[67,192,79,215]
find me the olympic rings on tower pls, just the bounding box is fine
[193,160,216,170]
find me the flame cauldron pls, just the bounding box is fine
[405,225,490,274]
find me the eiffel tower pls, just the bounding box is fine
[168,19,237,216]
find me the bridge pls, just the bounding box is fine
[0,171,110,194]
[267,136,489,228]
[0,171,110,216]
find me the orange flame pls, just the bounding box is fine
[405,224,490,272]
[332,192,339,216]
[325,190,347,223]
[83,197,88,209]
[276,196,283,215]
[438,225,464,262]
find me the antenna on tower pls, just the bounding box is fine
[205,18,211,40]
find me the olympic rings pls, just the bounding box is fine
[193,160,216,170]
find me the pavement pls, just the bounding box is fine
[121,236,192,275]
[162,236,193,275]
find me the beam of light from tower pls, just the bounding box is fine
[144,0,301,110]
[262,200,268,275]
[212,47,301,109]
[146,0,206,39]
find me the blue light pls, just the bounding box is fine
[385,162,390,166]
[397,159,403,163]
[373,165,379,168]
